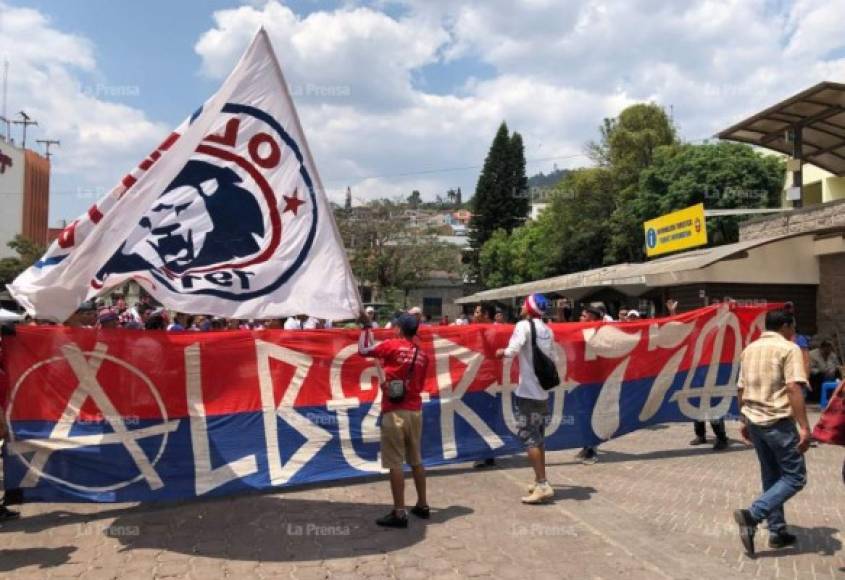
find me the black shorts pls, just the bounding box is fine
[513,395,550,448]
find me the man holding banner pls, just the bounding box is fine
[358,312,430,528]
[496,294,557,504]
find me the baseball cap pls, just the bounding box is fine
[408,306,422,316]
[524,293,548,316]
[365,306,375,314]
[396,313,419,335]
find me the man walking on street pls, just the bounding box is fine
[358,312,430,528]
[733,309,811,556]
[496,294,557,504]
[576,306,604,465]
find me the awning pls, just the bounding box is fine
[456,232,820,304]
[717,81,845,175]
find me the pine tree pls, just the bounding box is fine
[508,131,529,229]
[467,122,529,283]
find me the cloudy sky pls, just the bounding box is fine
[1,0,844,224]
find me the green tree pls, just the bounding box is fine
[478,167,616,288]
[407,190,422,209]
[592,103,679,264]
[0,235,45,288]
[335,200,461,304]
[509,131,529,220]
[468,122,529,283]
[635,142,784,245]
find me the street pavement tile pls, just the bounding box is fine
[1,411,842,579]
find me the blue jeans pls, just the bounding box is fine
[747,419,807,533]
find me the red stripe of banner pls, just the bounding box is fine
[0,305,771,422]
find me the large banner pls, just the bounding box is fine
[1,304,767,503]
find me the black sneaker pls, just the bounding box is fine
[689,436,707,446]
[410,505,430,519]
[473,458,495,468]
[376,511,408,528]
[575,447,588,459]
[0,506,20,522]
[769,531,797,549]
[713,439,729,451]
[733,509,757,557]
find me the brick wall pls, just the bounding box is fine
[739,198,845,241]
[817,253,845,350]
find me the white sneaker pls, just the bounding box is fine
[521,482,554,504]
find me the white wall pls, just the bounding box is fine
[0,141,24,259]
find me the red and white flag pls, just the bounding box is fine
[9,29,360,321]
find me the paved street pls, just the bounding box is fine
[1,413,843,580]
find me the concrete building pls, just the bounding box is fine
[785,164,845,207]
[529,201,549,221]
[0,139,50,257]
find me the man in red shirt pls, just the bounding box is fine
[0,325,21,521]
[358,312,430,528]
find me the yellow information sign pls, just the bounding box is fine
[643,203,707,257]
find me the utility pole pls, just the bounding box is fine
[12,111,37,148]
[0,59,9,142]
[36,139,60,160]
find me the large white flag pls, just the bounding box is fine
[9,30,360,322]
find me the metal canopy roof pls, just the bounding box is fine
[455,233,803,304]
[717,81,845,175]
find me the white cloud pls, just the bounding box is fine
[195,2,448,110]
[192,0,845,206]
[0,1,169,221]
[8,0,845,220]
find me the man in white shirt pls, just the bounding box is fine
[496,293,557,504]
[283,315,317,330]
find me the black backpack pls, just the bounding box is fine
[529,319,560,390]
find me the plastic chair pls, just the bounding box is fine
[820,380,839,409]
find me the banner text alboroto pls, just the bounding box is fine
[1,304,767,503]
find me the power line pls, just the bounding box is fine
[321,153,587,184]
[12,152,590,198]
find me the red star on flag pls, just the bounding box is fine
[283,190,305,216]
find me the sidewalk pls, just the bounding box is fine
[0,417,842,579]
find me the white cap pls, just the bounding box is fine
[627,310,641,318]
[408,306,422,315]
[365,306,375,314]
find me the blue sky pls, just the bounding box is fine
[2,0,844,224]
